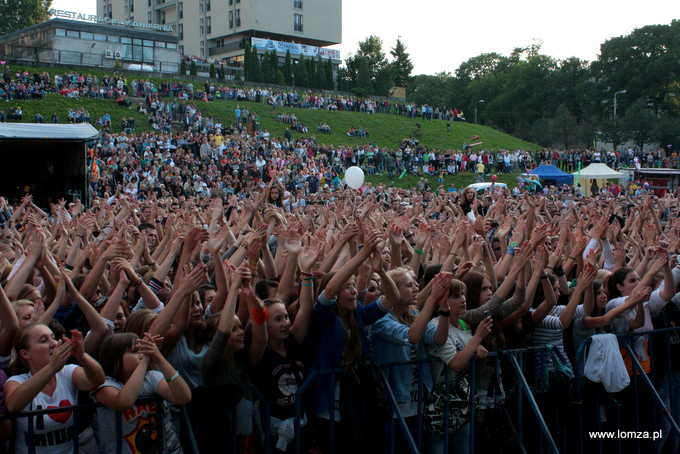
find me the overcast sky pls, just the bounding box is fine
[51,0,678,75]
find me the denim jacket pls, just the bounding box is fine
[369,311,436,403]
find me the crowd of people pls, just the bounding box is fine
[1,65,680,454]
[0,164,679,454]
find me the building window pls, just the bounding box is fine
[236,0,240,3]
[200,18,204,35]
[178,2,183,18]
[148,12,151,22]
[294,0,302,9]
[179,24,183,40]
[235,9,240,26]
[228,11,233,28]
[206,17,211,34]
[294,14,302,32]
[179,45,184,54]
[199,2,203,12]
[206,0,211,11]
[229,0,232,5]
[130,0,134,12]
[147,0,150,6]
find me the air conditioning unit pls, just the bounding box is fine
[114,51,122,59]
[105,50,114,58]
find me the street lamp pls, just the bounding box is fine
[475,99,485,124]
[613,90,626,118]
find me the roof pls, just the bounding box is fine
[466,182,508,192]
[0,123,99,141]
[573,163,623,178]
[634,168,680,175]
[529,164,573,184]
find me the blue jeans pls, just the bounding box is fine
[425,421,470,454]
[657,370,680,453]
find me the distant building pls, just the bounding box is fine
[0,17,180,73]
[97,0,342,65]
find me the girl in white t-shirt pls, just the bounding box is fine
[5,323,105,454]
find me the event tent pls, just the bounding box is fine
[572,163,624,196]
[528,164,574,185]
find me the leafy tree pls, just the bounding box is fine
[294,54,308,87]
[209,63,216,78]
[316,56,326,89]
[356,56,373,94]
[622,99,659,150]
[243,41,252,81]
[373,66,394,97]
[455,53,510,81]
[217,64,224,81]
[343,35,389,89]
[261,53,273,83]
[283,50,293,86]
[325,59,335,90]
[552,104,580,148]
[251,53,262,82]
[189,60,197,76]
[180,59,187,75]
[389,38,413,87]
[0,0,51,35]
[593,22,680,118]
[599,118,628,150]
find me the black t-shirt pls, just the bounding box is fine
[250,336,306,420]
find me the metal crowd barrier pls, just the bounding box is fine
[3,327,679,453]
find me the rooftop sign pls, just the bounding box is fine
[48,9,174,33]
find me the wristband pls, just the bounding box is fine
[166,370,180,383]
[250,306,268,324]
[438,308,451,317]
[414,248,424,256]
[509,241,518,248]
[300,282,313,287]
[507,246,515,256]
[568,256,576,261]
[553,265,565,277]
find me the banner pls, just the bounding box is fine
[251,38,339,60]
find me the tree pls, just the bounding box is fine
[389,38,413,87]
[373,66,394,97]
[343,35,389,89]
[622,99,659,150]
[209,63,216,78]
[598,118,628,151]
[316,56,326,89]
[325,59,335,90]
[355,56,373,94]
[294,54,308,87]
[243,41,252,81]
[283,50,293,86]
[0,0,51,35]
[189,60,197,76]
[180,59,187,75]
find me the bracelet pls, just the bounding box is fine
[166,370,180,383]
[438,308,451,317]
[414,248,424,256]
[300,282,314,287]
[569,256,576,261]
[250,306,268,324]
[507,246,515,256]
[547,266,554,270]
[509,241,518,248]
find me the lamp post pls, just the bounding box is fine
[614,90,626,118]
[475,99,485,124]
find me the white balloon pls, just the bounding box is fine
[345,166,365,189]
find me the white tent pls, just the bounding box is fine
[573,163,624,196]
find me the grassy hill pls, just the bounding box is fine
[4,64,538,188]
